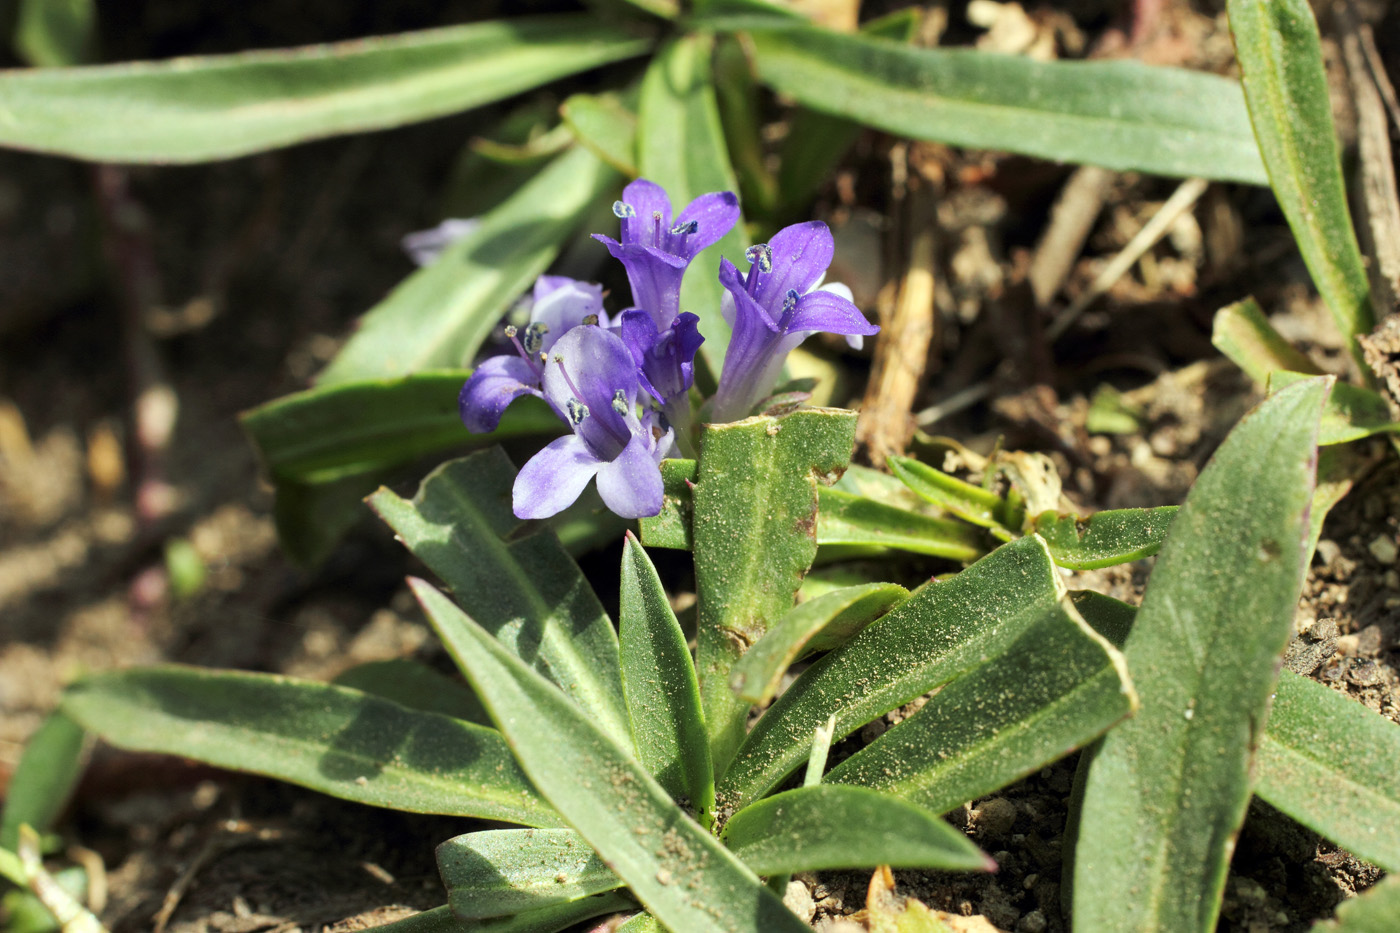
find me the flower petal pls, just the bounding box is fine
[675,190,740,257]
[530,278,605,354]
[593,236,688,328]
[618,178,673,244]
[787,289,880,338]
[543,325,640,460]
[594,431,665,518]
[459,354,543,433]
[755,221,835,309]
[512,434,603,520]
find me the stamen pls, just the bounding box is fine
[783,289,800,311]
[669,220,698,235]
[552,354,587,404]
[521,322,549,355]
[581,314,599,326]
[504,325,540,374]
[652,211,663,245]
[610,389,630,416]
[745,243,773,274]
[612,201,635,219]
[566,398,590,425]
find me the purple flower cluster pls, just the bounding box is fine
[459,178,878,521]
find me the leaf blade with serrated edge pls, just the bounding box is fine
[59,666,560,827]
[1071,376,1328,933]
[411,579,808,933]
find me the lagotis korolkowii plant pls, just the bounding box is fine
[457,177,878,520]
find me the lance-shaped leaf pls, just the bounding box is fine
[411,580,809,933]
[0,712,89,852]
[729,583,908,705]
[319,146,617,385]
[369,449,630,748]
[824,595,1135,815]
[720,784,992,874]
[717,534,1068,813]
[59,666,560,827]
[615,912,663,932]
[0,16,649,163]
[1030,506,1178,570]
[15,0,94,68]
[747,25,1267,184]
[1211,296,1323,387]
[371,893,636,932]
[889,456,1017,533]
[1256,671,1400,874]
[638,34,747,378]
[437,829,621,919]
[692,408,858,774]
[1072,377,1328,933]
[1228,0,1375,349]
[242,372,558,483]
[817,488,986,561]
[1268,371,1400,445]
[619,533,713,817]
[561,91,638,175]
[332,658,489,726]
[1313,877,1400,932]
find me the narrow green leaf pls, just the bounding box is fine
[371,894,635,932]
[729,583,908,704]
[1228,0,1375,347]
[331,658,488,726]
[1313,877,1400,932]
[1257,671,1400,874]
[359,905,466,932]
[411,580,809,933]
[1068,589,1136,649]
[1072,377,1328,933]
[1268,371,1400,445]
[1031,506,1178,570]
[717,535,1067,813]
[437,829,620,919]
[638,34,748,378]
[748,25,1268,184]
[619,533,713,817]
[831,462,938,513]
[721,784,991,874]
[817,488,986,561]
[60,666,560,827]
[318,146,618,385]
[241,372,557,483]
[15,0,94,68]
[0,712,89,852]
[888,456,1015,532]
[560,92,638,175]
[714,35,777,220]
[638,458,698,550]
[0,17,649,162]
[692,408,858,774]
[825,595,1135,816]
[369,450,630,748]
[615,912,663,932]
[1211,296,1323,386]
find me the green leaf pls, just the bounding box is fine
[691,408,858,773]
[638,34,748,379]
[717,534,1070,813]
[318,146,618,385]
[14,0,94,68]
[1031,506,1178,570]
[560,92,638,175]
[824,593,1134,816]
[638,458,699,550]
[1072,377,1329,933]
[437,829,620,918]
[747,25,1268,184]
[0,712,89,852]
[817,488,986,561]
[1268,371,1400,445]
[241,372,558,483]
[1257,672,1400,874]
[0,16,649,162]
[1228,0,1375,348]
[619,533,713,817]
[271,469,387,567]
[368,894,636,932]
[721,784,991,874]
[410,581,809,933]
[614,912,663,932]
[369,450,630,748]
[1313,877,1400,932]
[60,666,560,827]
[729,583,908,704]
[331,658,488,726]
[1211,296,1323,386]
[888,456,1016,533]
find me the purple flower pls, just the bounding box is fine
[459,277,607,433]
[513,324,671,520]
[708,221,879,423]
[619,310,704,408]
[593,178,739,329]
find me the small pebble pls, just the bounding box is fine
[1315,539,1341,566]
[1016,909,1048,933]
[974,798,1018,839]
[1348,659,1383,686]
[783,880,815,922]
[1368,534,1398,565]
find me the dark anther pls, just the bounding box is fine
[612,201,636,218]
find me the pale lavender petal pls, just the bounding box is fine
[459,355,543,433]
[512,435,603,520]
[542,325,640,460]
[753,221,834,308]
[530,278,605,354]
[674,191,740,256]
[594,431,664,518]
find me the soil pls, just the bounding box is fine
[2,1,1398,932]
